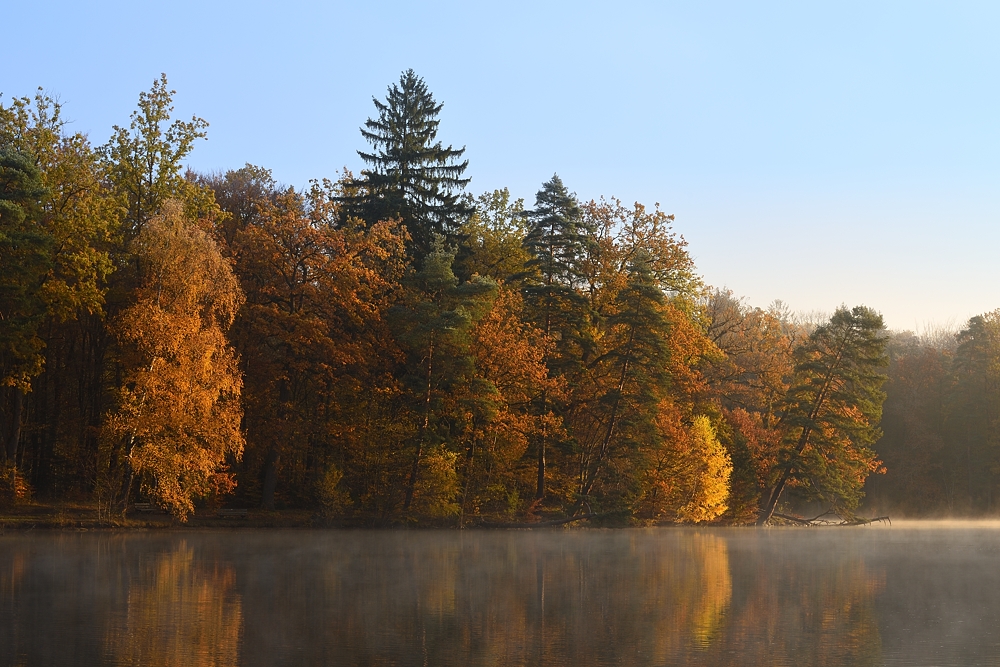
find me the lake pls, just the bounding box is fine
[2,523,999,666]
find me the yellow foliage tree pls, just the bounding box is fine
[676,416,732,523]
[411,445,461,518]
[106,200,244,520]
[640,409,732,524]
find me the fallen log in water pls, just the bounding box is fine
[771,511,891,526]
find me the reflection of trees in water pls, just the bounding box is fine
[0,550,27,659]
[697,544,885,667]
[291,532,883,667]
[277,532,733,666]
[0,550,27,599]
[105,540,242,667]
[0,532,888,667]
[689,534,733,647]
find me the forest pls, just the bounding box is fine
[0,70,996,525]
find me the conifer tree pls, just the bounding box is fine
[0,149,49,471]
[347,69,471,259]
[521,174,593,500]
[577,251,671,503]
[757,306,889,524]
[389,236,497,516]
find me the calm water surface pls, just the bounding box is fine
[2,523,999,666]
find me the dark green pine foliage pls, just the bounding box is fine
[521,174,594,500]
[521,174,593,368]
[348,69,472,260]
[758,306,889,524]
[389,236,497,514]
[0,149,51,464]
[579,251,671,505]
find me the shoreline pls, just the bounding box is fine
[5,501,998,532]
[0,501,319,531]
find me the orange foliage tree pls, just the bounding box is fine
[225,182,408,512]
[104,200,244,519]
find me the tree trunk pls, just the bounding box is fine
[756,451,797,526]
[118,433,137,516]
[405,333,434,511]
[3,387,24,464]
[458,435,477,528]
[536,301,553,502]
[580,331,633,501]
[757,343,847,525]
[535,404,546,501]
[261,445,278,510]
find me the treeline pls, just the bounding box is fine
[0,70,974,525]
[867,319,1000,516]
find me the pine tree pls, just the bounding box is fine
[521,174,593,500]
[389,236,497,516]
[346,69,471,259]
[757,306,889,524]
[578,251,670,501]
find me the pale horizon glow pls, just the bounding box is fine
[5,1,999,331]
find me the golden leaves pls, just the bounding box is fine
[108,201,244,520]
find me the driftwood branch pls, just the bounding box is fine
[771,511,891,527]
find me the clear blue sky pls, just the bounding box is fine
[6,1,1000,331]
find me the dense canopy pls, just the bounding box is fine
[0,73,989,523]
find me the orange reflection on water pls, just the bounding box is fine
[105,540,242,667]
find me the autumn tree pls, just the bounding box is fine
[104,201,244,520]
[460,285,559,523]
[0,91,116,495]
[574,252,676,507]
[579,197,700,306]
[224,182,407,512]
[101,74,208,239]
[757,306,889,525]
[672,415,733,523]
[702,290,794,522]
[551,196,724,522]
[197,163,278,248]
[456,188,531,282]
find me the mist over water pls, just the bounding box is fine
[2,525,999,666]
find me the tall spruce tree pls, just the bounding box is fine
[522,175,593,368]
[347,69,471,259]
